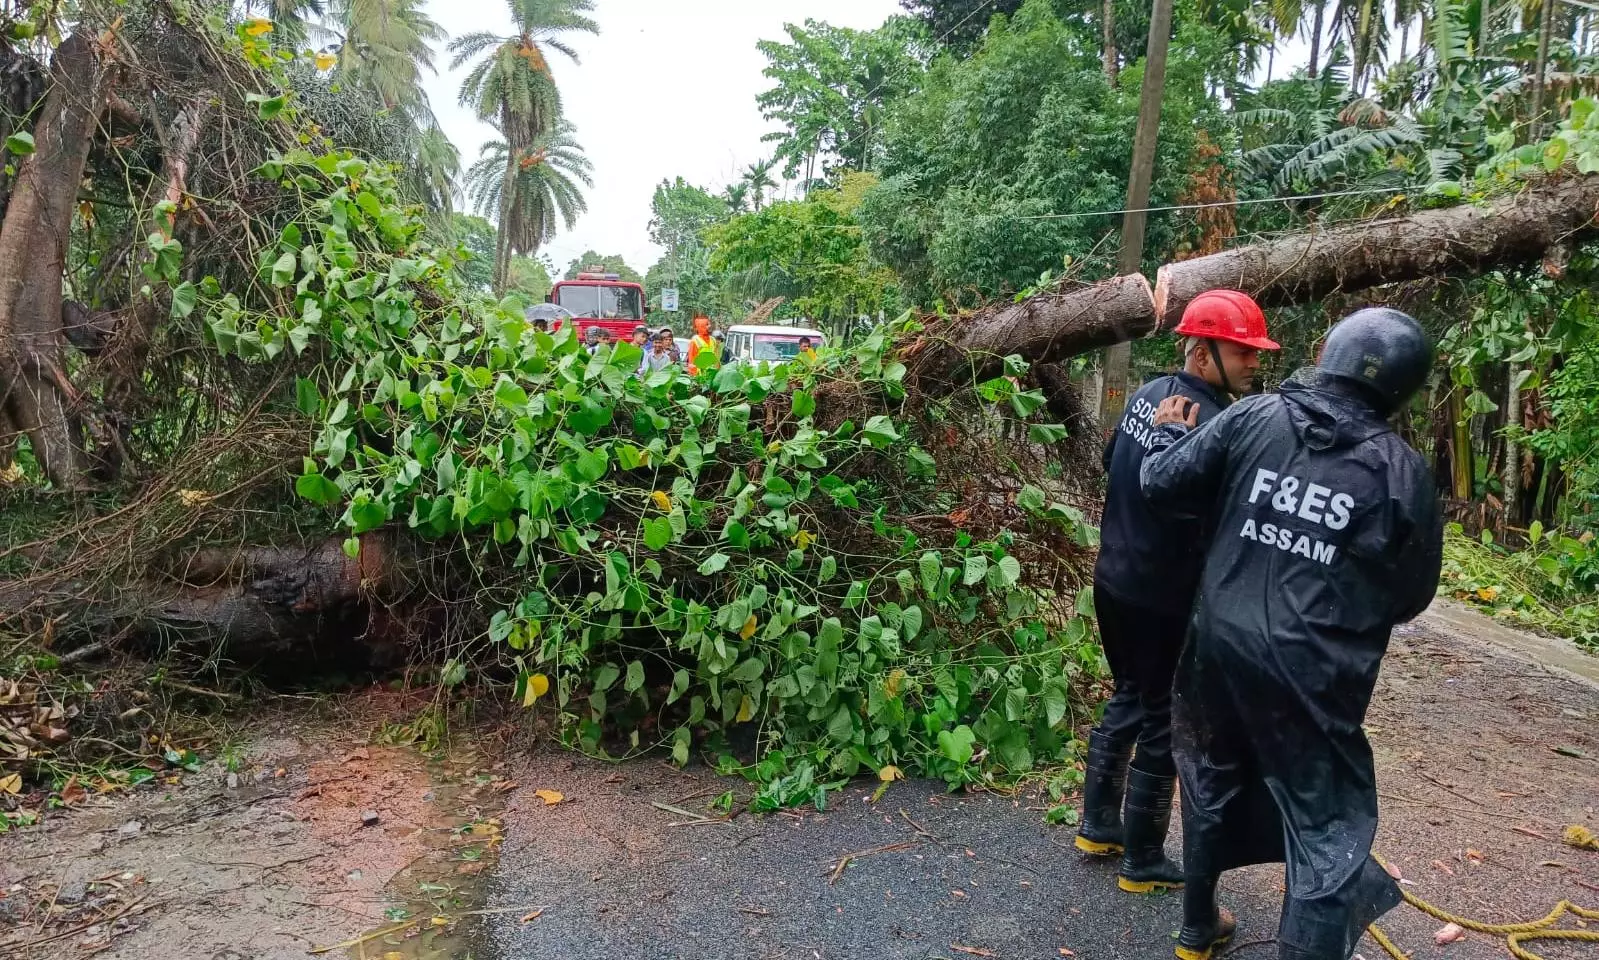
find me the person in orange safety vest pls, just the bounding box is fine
[686,315,720,376]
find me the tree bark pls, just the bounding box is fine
[99,96,210,412]
[1150,173,1599,329]
[899,274,1155,390]
[0,31,114,487]
[1308,0,1326,78]
[1532,0,1557,140]
[1101,0,1117,83]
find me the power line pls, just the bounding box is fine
[746,185,1412,231]
[1008,186,1410,221]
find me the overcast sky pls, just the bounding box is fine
[424,0,906,278]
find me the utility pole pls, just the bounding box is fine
[1099,0,1173,434]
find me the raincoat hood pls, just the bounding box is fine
[1278,368,1391,452]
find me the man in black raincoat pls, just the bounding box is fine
[1077,291,1280,895]
[1139,307,1444,960]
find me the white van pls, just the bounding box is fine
[723,325,825,364]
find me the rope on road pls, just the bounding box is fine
[1368,855,1599,960]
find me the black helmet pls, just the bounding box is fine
[1317,307,1432,411]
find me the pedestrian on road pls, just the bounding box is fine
[1076,290,1280,896]
[1139,308,1443,960]
[583,324,603,355]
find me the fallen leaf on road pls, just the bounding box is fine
[1432,860,1454,876]
[951,889,967,898]
[1383,861,1403,881]
[1059,949,1076,956]
[1564,825,1598,851]
[1512,826,1548,840]
[521,909,543,922]
[1465,848,1484,863]
[534,789,564,805]
[878,765,904,782]
[58,775,86,806]
[1434,923,1466,945]
[0,773,21,795]
[951,946,998,958]
[383,952,405,960]
[1551,746,1588,759]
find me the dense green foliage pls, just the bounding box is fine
[195,153,1103,793]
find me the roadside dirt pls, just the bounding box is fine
[0,602,1594,960]
[0,689,516,960]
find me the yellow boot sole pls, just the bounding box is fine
[1174,914,1235,960]
[1174,935,1231,960]
[1117,875,1185,894]
[1074,835,1124,856]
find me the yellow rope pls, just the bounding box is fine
[1367,856,1599,960]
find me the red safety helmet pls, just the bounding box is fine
[1173,290,1280,351]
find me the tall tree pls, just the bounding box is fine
[899,0,1025,51]
[562,251,642,283]
[333,0,445,111]
[464,120,592,292]
[741,157,779,209]
[756,17,925,179]
[449,0,597,160]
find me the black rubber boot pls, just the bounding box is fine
[1116,765,1185,892]
[1175,873,1236,960]
[1074,731,1132,856]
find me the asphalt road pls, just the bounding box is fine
[472,765,1279,960]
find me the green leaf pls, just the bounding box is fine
[962,555,989,586]
[440,660,467,687]
[936,725,975,764]
[1004,686,1028,721]
[827,704,855,742]
[1041,681,1068,727]
[1009,389,1046,417]
[574,447,609,483]
[493,376,529,412]
[698,552,731,575]
[672,726,691,766]
[4,131,34,156]
[997,555,1021,587]
[624,660,645,693]
[723,519,750,548]
[1544,137,1570,172]
[169,281,198,319]
[270,251,296,286]
[791,389,816,418]
[643,517,672,551]
[844,580,867,608]
[295,471,341,504]
[252,93,287,121]
[918,551,942,594]
[349,498,386,533]
[862,415,899,447]
[818,555,837,582]
[667,669,690,705]
[295,377,321,417]
[1027,423,1068,445]
[901,604,923,640]
[593,663,621,692]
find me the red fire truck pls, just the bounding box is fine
[544,271,650,341]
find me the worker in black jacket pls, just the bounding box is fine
[1139,307,1444,960]
[1076,290,1279,895]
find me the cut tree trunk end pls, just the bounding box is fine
[1150,173,1599,329]
[899,274,1155,391]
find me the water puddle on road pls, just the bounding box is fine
[339,754,513,960]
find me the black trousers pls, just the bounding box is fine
[1090,580,1189,776]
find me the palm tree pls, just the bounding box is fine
[409,123,461,216]
[740,157,778,211]
[449,0,598,159]
[721,182,751,215]
[333,0,446,111]
[465,120,593,292]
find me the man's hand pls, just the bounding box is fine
[1153,395,1199,428]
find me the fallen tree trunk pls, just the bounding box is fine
[899,274,1155,390]
[1152,173,1599,328]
